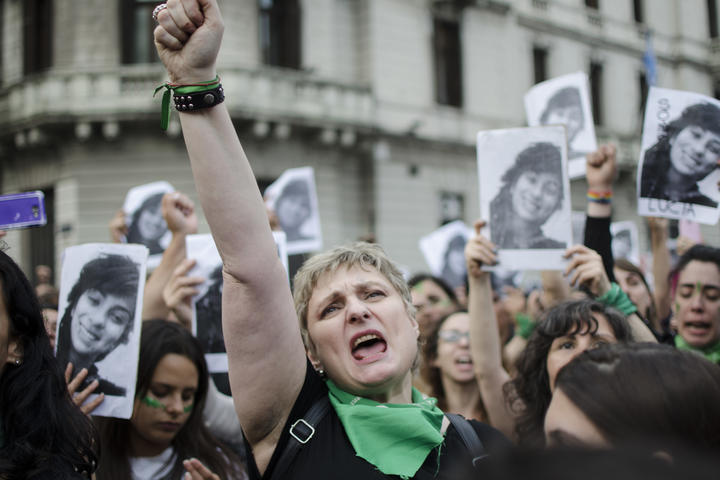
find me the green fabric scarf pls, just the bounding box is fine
[326,380,445,479]
[675,335,720,364]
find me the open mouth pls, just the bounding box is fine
[684,321,712,334]
[80,323,100,342]
[455,355,473,366]
[351,331,387,361]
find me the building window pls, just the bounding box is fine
[23,0,53,75]
[121,0,159,64]
[590,62,603,126]
[709,0,719,39]
[533,46,548,84]
[433,17,463,108]
[585,0,599,9]
[259,0,301,69]
[633,0,644,23]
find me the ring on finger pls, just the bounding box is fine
[152,3,168,21]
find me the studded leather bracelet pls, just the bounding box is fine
[173,84,225,112]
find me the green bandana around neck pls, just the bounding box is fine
[326,379,445,479]
[675,335,720,364]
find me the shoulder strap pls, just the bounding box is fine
[446,413,488,467]
[269,394,331,480]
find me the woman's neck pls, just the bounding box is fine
[129,427,172,458]
[440,376,483,420]
[364,374,414,404]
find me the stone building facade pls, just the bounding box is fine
[2,0,719,279]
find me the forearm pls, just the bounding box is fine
[142,233,188,320]
[179,106,280,278]
[650,224,671,323]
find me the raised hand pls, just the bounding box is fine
[153,0,224,84]
[464,220,497,278]
[163,258,204,329]
[563,244,611,297]
[163,192,198,235]
[586,143,617,192]
[108,209,128,243]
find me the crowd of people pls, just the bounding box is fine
[1,0,719,478]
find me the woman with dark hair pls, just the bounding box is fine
[127,192,168,255]
[0,249,98,478]
[408,274,460,339]
[195,264,224,354]
[545,343,720,454]
[490,142,566,249]
[56,254,140,396]
[465,220,655,445]
[94,319,244,479]
[640,103,720,207]
[420,311,488,421]
[613,258,661,333]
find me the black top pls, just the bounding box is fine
[245,362,511,480]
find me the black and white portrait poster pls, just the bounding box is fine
[525,72,597,179]
[611,221,640,265]
[55,243,148,419]
[418,220,473,290]
[637,87,720,225]
[477,126,572,271]
[264,167,323,255]
[122,181,174,270]
[186,234,227,374]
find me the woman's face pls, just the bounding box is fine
[544,387,609,447]
[137,203,166,241]
[411,280,456,337]
[306,265,419,397]
[70,288,134,358]
[433,312,474,384]
[131,353,198,453]
[669,125,720,180]
[511,171,562,223]
[613,267,652,321]
[545,313,617,391]
[445,244,467,277]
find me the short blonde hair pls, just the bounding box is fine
[293,242,415,348]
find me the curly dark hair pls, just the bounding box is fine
[0,249,99,478]
[420,310,487,420]
[94,320,243,480]
[504,299,632,447]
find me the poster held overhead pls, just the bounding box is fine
[477,126,572,271]
[418,220,474,290]
[525,72,597,179]
[637,87,720,225]
[264,167,323,255]
[56,243,148,419]
[122,181,175,270]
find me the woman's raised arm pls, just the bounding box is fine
[466,220,515,439]
[153,0,307,467]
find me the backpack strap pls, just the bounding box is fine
[269,394,331,480]
[446,413,488,467]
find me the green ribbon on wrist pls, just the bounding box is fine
[153,76,221,130]
[515,313,536,340]
[596,282,637,316]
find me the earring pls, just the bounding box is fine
[316,368,326,378]
[14,359,21,366]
